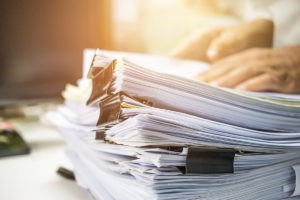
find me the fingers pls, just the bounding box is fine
[196,59,277,92]
[197,48,273,82]
[197,49,259,82]
[197,62,263,88]
[207,31,245,62]
[235,73,278,92]
[196,45,300,93]
[196,63,235,82]
[211,66,262,88]
[170,18,274,63]
[197,68,281,93]
[206,19,274,62]
[169,27,224,62]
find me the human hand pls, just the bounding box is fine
[195,46,300,93]
[170,19,274,62]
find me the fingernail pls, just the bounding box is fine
[210,81,219,86]
[207,48,216,58]
[235,85,246,90]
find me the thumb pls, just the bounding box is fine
[207,19,274,62]
[207,31,245,62]
[170,26,224,62]
[206,36,224,62]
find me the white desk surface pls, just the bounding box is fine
[0,118,90,200]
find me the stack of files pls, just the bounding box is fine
[87,50,300,132]
[47,50,300,200]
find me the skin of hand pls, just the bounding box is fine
[170,19,274,62]
[169,26,224,62]
[195,46,300,93]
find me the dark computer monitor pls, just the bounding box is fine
[0,0,111,106]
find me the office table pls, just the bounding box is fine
[0,118,90,200]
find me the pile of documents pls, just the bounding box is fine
[47,50,300,200]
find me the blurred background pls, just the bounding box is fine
[0,0,242,107]
[111,0,240,54]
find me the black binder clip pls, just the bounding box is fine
[86,56,116,105]
[97,92,153,126]
[182,147,235,174]
[95,131,106,140]
[98,93,123,126]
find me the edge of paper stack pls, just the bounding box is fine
[47,49,300,200]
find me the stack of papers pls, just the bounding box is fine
[47,50,300,200]
[88,52,300,132]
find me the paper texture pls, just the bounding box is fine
[46,50,300,200]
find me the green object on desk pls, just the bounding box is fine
[0,129,30,157]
